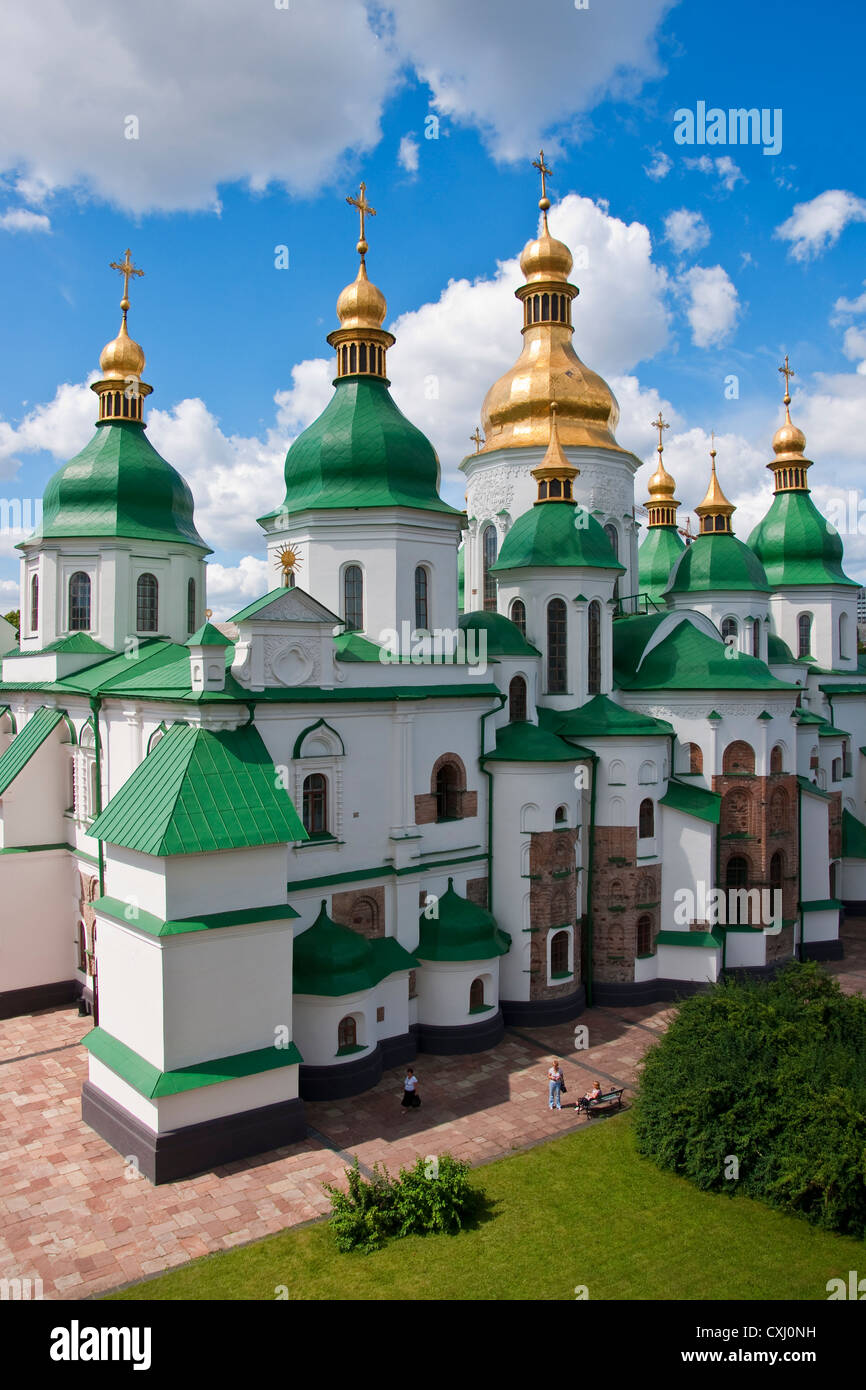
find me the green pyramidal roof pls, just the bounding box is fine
[24,420,209,552]
[416,879,511,961]
[620,621,796,692]
[260,376,460,520]
[491,503,624,574]
[186,622,232,648]
[748,490,858,588]
[0,706,66,795]
[663,531,770,596]
[90,722,307,855]
[638,525,685,605]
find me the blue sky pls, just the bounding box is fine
[1,0,865,616]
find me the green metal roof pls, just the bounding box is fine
[796,774,833,801]
[293,900,418,995]
[637,525,685,605]
[663,531,770,596]
[333,631,384,662]
[260,376,460,521]
[540,694,673,740]
[490,503,625,574]
[659,778,721,824]
[90,722,308,856]
[656,929,722,949]
[23,420,209,552]
[748,490,858,588]
[842,809,866,859]
[0,706,66,795]
[186,622,232,648]
[767,632,796,664]
[619,622,797,692]
[94,894,299,938]
[458,610,541,658]
[482,720,588,763]
[416,878,511,962]
[83,1026,301,1098]
[612,612,671,686]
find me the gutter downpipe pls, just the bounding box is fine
[584,749,599,1008]
[479,692,507,913]
[88,695,104,1026]
[797,779,804,962]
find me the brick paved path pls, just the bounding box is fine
[1,919,863,1300]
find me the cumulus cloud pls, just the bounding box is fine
[205,556,272,620]
[0,379,98,477]
[663,208,710,256]
[0,208,50,233]
[676,265,740,349]
[397,134,419,176]
[634,425,770,538]
[644,149,672,181]
[775,190,866,262]
[684,154,746,193]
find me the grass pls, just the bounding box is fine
[106,1115,863,1301]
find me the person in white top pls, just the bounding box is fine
[401,1066,421,1113]
[547,1060,563,1111]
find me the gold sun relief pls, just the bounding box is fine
[276,544,302,587]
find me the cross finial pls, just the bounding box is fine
[346,182,376,261]
[651,410,669,455]
[109,248,144,316]
[778,354,795,415]
[470,426,483,453]
[532,148,553,213]
[710,429,717,464]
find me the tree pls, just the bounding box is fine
[2,610,19,641]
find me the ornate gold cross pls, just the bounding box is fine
[470,426,483,453]
[532,149,552,205]
[651,410,669,454]
[110,249,144,309]
[778,354,795,403]
[346,182,376,256]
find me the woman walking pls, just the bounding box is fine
[547,1059,563,1111]
[401,1066,421,1114]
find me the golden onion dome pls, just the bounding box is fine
[771,412,807,462]
[99,315,146,381]
[519,218,573,284]
[335,260,387,331]
[647,455,678,502]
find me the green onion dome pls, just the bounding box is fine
[638,525,685,605]
[458,610,540,657]
[416,879,511,962]
[747,491,858,588]
[28,419,208,550]
[664,531,770,596]
[262,376,460,520]
[293,901,378,996]
[490,502,624,574]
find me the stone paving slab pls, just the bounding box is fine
[1,919,863,1301]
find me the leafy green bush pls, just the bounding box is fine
[323,1154,479,1253]
[634,961,866,1236]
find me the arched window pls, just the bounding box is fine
[721,616,738,645]
[689,742,703,774]
[769,786,788,832]
[482,525,498,612]
[637,915,653,956]
[839,611,849,659]
[302,773,328,837]
[603,524,620,601]
[344,565,363,632]
[752,618,761,658]
[69,572,91,631]
[187,578,196,634]
[351,896,379,936]
[414,566,429,632]
[587,600,602,695]
[29,574,38,634]
[337,1016,357,1051]
[554,804,568,825]
[510,598,526,636]
[726,855,749,888]
[722,789,750,834]
[770,851,783,891]
[770,744,784,774]
[136,573,158,632]
[77,921,87,973]
[547,598,567,693]
[638,798,654,838]
[435,762,462,820]
[469,978,485,1010]
[550,931,570,976]
[723,740,755,775]
[509,675,527,722]
[798,612,812,659]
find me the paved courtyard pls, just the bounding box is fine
[1,918,864,1301]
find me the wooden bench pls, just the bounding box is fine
[579,1087,625,1117]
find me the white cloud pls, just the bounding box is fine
[677,265,740,349]
[205,556,271,621]
[397,134,419,176]
[0,207,50,233]
[831,281,866,324]
[663,208,710,256]
[775,190,866,263]
[684,154,746,193]
[644,149,672,181]
[0,379,98,477]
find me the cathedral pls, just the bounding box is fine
[2,162,864,1183]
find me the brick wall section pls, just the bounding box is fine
[713,771,799,929]
[591,826,661,983]
[528,828,581,1000]
[414,751,477,824]
[466,877,489,908]
[78,871,98,967]
[330,885,386,939]
[829,791,842,862]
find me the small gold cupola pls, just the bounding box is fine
[644,411,681,528]
[695,433,735,534]
[327,182,395,380]
[92,249,152,424]
[531,402,579,504]
[768,355,811,492]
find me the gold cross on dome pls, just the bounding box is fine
[532,149,553,205]
[346,182,376,257]
[651,411,669,454]
[470,426,483,453]
[778,353,795,404]
[109,248,144,309]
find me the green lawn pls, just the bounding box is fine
[108,1116,862,1301]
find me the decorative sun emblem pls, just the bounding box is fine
[276,544,302,586]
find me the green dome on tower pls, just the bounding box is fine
[491,503,623,574]
[663,531,770,597]
[638,526,685,605]
[748,492,857,588]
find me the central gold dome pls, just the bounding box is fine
[99,316,146,381]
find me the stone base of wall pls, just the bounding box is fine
[500,986,585,1027]
[801,939,844,961]
[413,1008,505,1055]
[0,978,80,1020]
[81,1081,307,1185]
[591,977,708,1007]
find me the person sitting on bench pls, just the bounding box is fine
[584,1081,602,1103]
